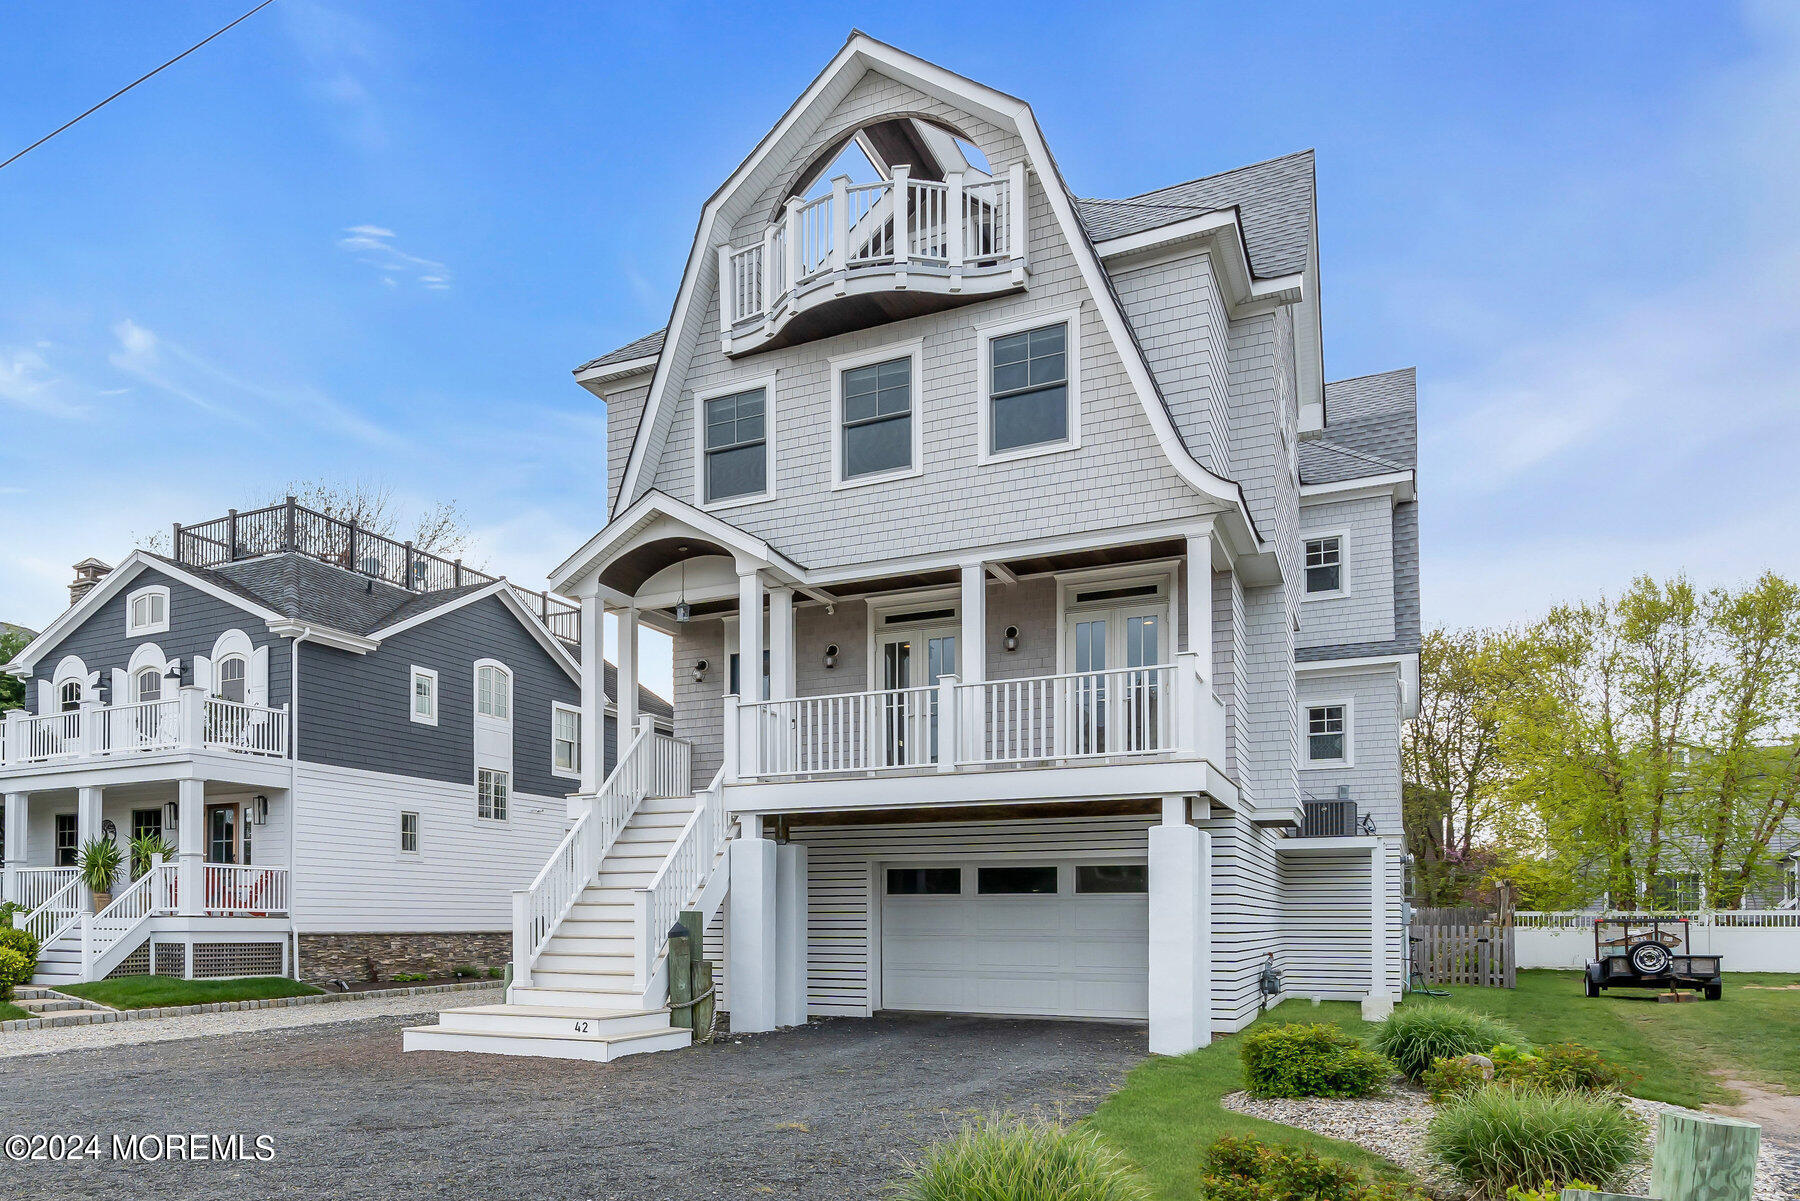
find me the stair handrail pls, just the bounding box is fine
[19,871,84,948]
[631,765,732,992]
[79,864,173,980]
[511,721,689,990]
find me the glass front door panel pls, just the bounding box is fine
[206,806,237,865]
[1124,614,1162,752]
[881,629,956,766]
[1072,618,1108,754]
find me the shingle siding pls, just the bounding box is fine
[1298,666,1403,834]
[1111,247,1231,477]
[1298,495,1395,649]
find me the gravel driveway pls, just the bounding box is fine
[0,1007,1145,1200]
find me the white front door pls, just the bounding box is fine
[879,860,1149,1019]
[1063,605,1166,754]
[877,627,956,766]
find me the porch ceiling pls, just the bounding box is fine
[600,537,733,595]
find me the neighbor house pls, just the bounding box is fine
[406,34,1420,1061]
[0,499,670,986]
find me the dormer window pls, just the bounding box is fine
[127,585,170,636]
[700,385,771,505]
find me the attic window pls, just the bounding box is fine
[127,585,170,636]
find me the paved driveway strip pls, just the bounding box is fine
[0,1009,1146,1200]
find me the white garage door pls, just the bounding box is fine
[879,861,1148,1020]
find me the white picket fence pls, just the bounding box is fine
[1514,910,1800,972]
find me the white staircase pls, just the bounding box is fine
[404,724,733,1062]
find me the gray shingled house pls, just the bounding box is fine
[0,499,670,986]
[407,34,1420,1061]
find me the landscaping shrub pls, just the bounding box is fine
[1202,1136,1428,1201]
[1425,1086,1646,1197]
[1422,1055,1493,1102]
[1239,1023,1393,1098]
[1371,1004,1526,1082]
[1518,1043,1630,1094]
[888,1115,1150,1201]
[1505,1184,1595,1201]
[0,944,33,1002]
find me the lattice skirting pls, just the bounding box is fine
[191,942,284,979]
[153,942,186,977]
[105,943,153,979]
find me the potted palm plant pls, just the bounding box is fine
[78,837,124,911]
[129,832,174,882]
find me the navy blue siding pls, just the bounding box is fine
[26,567,289,709]
[296,593,584,798]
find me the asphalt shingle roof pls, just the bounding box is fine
[1076,149,1316,277]
[1298,368,1417,485]
[576,329,666,374]
[602,661,674,721]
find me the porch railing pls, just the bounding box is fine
[81,863,173,978]
[730,652,1219,779]
[18,870,83,948]
[1,692,289,767]
[511,722,692,989]
[633,766,732,991]
[721,162,1027,327]
[202,864,289,914]
[13,866,80,912]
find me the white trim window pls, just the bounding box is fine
[134,666,163,703]
[1303,535,1346,597]
[476,662,511,720]
[831,341,922,487]
[399,810,421,854]
[477,767,510,821]
[697,383,772,506]
[1305,702,1352,767]
[552,701,581,779]
[410,666,439,726]
[978,311,1081,463]
[215,655,248,704]
[126,585,170,636]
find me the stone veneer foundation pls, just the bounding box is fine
[297,932,511,983]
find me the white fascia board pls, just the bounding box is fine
[1295,653,1407,675]
[1094,211,1305,316]
[265,620,379,654]
[574,355,658,394]
[9,552,283,673]
[612,32,1269,568]
[1300,470,1416,504]
[548,489,806,596]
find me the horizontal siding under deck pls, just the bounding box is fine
[1205,812,1283,1032]
[1277,838,1406,1001]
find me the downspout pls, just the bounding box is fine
[287,628,313,982]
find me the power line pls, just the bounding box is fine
[0,1,278,174]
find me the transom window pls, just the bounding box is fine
[977,865,1059,895]
[553,704,580,775]
[886,867,961,896]
[702,387,768,503]
[215,655,247,704]
[476,664,511,720]
[1304,536,1344,595]
[127,586,169,635]
[1307,704,1348,764]
[1075,864,1148,894]
[840,356,913,480]
[477,768,509,821]
[988,322,1069,455]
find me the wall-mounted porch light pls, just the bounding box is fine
[823,644,839,670]
[692,659,708,684]
[1004,626,1020,652]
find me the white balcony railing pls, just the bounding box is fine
[730,652,1221,781]
[0,690,289,768]
[202,864,289,914]
[720,162,1028,328]
[633,766,732,991]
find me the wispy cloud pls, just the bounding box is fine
[0,344,92,420]
[279,1,386,151]
[337,225,452,290]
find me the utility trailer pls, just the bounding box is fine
[1584,916,1722,1000]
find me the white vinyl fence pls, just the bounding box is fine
[1514,911,1800,972]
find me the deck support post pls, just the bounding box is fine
[959,563,987,765]
[578,595,603,794]
[2,791,27,904]
[1363,839,1395,1020]
[1148,799,1211,1054]
[616,604,640,738]
[768,586,795,702]
[176,778,204,917]
[1650,1109,1760,1201]
[775,841,808,1028]
[727,834,779,1033]
[76,786,104,902]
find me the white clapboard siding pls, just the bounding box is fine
[1204,812,1284,1031]
[1277,839,1406,1001]
[291,762,569,932]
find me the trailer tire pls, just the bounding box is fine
[1705,983,1722,1001]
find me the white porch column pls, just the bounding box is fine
[1148,797,1212,1054]
[767,586,795,701]
[1185,529,1213,675]
[2,792,27,904]
[959,563,987,764]
[727,830,779,1033]
[775,841,808,1027]
[737,567,765,702]
[76,785,104,855]
[176,777,204,917]
[616,604,640,739]
[579,595,604,793]
[1363,839,1395,1020]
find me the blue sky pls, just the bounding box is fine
[4,2,1797,701]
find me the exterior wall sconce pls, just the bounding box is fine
[692,659,708,683]
[1004,626,1020,652]
[823,644,839,669]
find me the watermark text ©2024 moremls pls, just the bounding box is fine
[5,1132,276,1164]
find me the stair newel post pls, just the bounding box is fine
[632,889,654,993]
[510,890,533,991]
[80,914,94,981]
[667,919,694,1029]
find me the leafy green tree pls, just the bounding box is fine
[0,627,27,711]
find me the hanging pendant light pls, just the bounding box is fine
[674,550,691,623]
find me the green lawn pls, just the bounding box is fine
[0,1001,28,1022]
[1083,971,1800,1199]
[58,975,322,1010]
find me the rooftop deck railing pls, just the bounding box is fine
[171,498,580,643]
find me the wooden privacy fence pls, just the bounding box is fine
[1412,909,1516,989]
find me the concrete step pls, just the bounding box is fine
[439,1003,670,1037]
[402,1023,690,1062]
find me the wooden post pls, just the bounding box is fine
[1650,1110,1760,1201]
[692,959,716,1040]
[227,509,238,560]
[284,495,297,552]
[668,918,694,1030]
[171,522,183,562]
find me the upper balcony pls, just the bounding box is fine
[717,161,1028,356]
[0,689,289,781]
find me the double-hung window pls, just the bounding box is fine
[1304,536,1344,596]
[702,387,768,504]
[986,320,1072,457]
[477,768,509,821]
[552,704,581,777]
[411,667,438,726]
[55,813,79,866]
[837,352,915,483]
[1306,704,1349,766]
